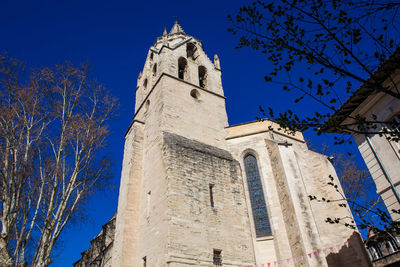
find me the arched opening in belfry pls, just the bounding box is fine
[198,66,207,88]
[178,57,188,80]
[150,52,154,61]
[152,64,157,76]
[186,43,197,60]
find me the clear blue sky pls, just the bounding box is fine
[1,0,375,265]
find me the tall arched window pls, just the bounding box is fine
[198,66,207,88]
[178,57,188,80]
[143,78,148,90]
[243,154,272,237]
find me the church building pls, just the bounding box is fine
[74,21,371,267]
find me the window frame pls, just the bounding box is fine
[243,153,272,238]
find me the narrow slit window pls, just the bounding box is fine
[244,154,272,237]
[143,256,147,267]
[209,184,214,208]
[213,249,222,266]
[152,63,157,76]
[146,191,151,218]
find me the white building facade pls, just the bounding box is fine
[323,48,400,221]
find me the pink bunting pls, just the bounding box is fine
[237,241,353,267]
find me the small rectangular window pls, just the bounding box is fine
[142,256,147,267]
[213,249,222,266]
[209,184,214,208]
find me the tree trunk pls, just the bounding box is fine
[0,235,12,267]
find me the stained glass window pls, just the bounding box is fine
[244,154,272,237]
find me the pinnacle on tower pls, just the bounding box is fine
[163,27,167,36]
[169,20,184,34]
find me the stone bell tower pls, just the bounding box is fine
[112,21,256,267]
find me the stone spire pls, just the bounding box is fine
[163,27,167,37]
[169,20,184,34]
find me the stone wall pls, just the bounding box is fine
[227,120,371,267]
[112,121,144,266]
[163,132,256,266]
[73,216,115,267]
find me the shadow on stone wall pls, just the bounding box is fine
[326,231,372,267]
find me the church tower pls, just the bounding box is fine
[112,21,256,266]
[103,21,373,267]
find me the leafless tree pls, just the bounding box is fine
[305,142,384,230]
[228,0,400,143]
[0,53,117,266]
[333,153,385,229]
[306,143,387,231]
